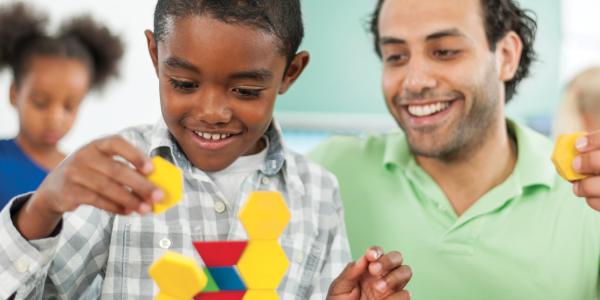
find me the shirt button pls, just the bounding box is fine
[437,203,446,211]
[159,238,172,249]
[261,177,270,185]
[15,258,30,273]
[294,251,304,264]
[214,201,226,213]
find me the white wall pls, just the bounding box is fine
[0,0,160,152]
[561,0,600,83]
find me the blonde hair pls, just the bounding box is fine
[553,67,600,137]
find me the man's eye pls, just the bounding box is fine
[434,49,460,58]
[385,54,408,65]
[169,78,198,91]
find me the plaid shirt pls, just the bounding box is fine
[0,120,351,299]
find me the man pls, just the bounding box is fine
[310,0,600,299]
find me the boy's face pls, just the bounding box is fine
[146,15,307,172]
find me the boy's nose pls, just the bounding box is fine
[195,89,233,124]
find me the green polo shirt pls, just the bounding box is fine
[309,120,600,300]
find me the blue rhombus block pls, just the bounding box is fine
[207,266,246,291]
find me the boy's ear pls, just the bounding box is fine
[145,30,160,76]
[278,51,310,94]
[9,82,17,107]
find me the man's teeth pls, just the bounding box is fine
[194,131,232,141]
[407,102,450,117]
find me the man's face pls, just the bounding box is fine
[378,0,508,160]
[146,15,297,172]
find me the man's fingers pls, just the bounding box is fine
[94,136,153,175]
[573,151,600,175]
[573,177,600,198]
[585,198,600,212]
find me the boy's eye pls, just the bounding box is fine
[232,87,263,98]
[169,78,198,92]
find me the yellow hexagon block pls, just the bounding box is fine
[237,240,289,290]
[239,191,291,240]
[552,132,587,181]
[243,290,280,300]
[149,251,208,300]
[148,156,183,214]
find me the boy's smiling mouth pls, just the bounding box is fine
[189,129,241,151]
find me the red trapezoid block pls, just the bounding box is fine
[193,241,248,267]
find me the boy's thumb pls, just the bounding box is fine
[328,255,368,294]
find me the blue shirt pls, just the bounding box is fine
[0,139,48,208]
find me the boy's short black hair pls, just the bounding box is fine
[369,0,537,102]
[153,0,304,64]
[0,2,124,90]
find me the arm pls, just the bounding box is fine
[0,194,113,298]
[0,135,160,298]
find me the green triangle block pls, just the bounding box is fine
[203,267,220,292]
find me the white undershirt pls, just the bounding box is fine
[207,139,268,203]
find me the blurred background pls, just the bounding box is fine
[0,0,599,153]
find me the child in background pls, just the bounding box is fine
[553,67,600,136]
[0,1,411,299]
[0,3,124,207]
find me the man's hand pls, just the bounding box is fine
[327,246,412,300]
[571,131,600,211]
[15,135,162,240]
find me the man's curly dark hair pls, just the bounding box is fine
[369,0,537,102]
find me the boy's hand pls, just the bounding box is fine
[16,136,161,240]
[571,130,600,211]
[327,246,412,300]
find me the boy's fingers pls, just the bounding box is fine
[369,251,403,277]
[94,136,153,174]
[70,184,128,215]
[69,167,146,212]
[89,157,159,203]
[382,290,411,300]
[365,246,384,262]
[380,265,412,292]
[328,255,368,295]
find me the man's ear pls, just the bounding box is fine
[9,82,17,107]
[278,51,310,94]
[145,30,160,76]
[496,31,523,82]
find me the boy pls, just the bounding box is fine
[0,1,411,299]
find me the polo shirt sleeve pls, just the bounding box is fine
[0,194,61,299]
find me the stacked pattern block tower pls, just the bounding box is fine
[151,191,291,300]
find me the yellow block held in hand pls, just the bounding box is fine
[551,132,587,181]
[147,156,183,214]
[149,251,207,300]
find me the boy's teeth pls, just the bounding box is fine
[194,131,231,141]
[408,102,450,117]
